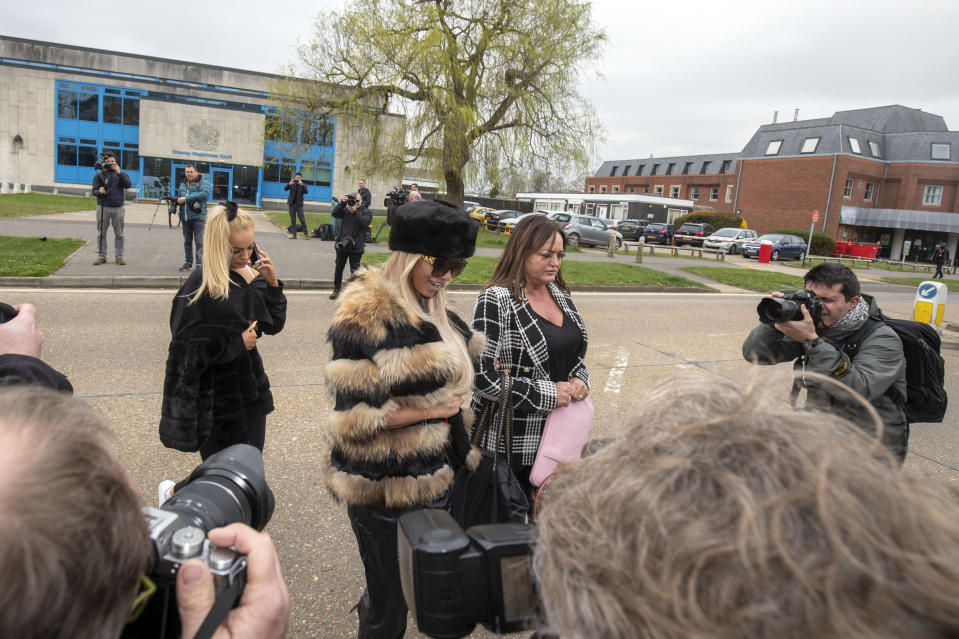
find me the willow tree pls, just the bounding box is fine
[280,0,605,205]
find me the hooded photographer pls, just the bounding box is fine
[329,191,373,300]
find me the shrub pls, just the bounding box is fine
[768,228,836,257]
[672,210,745,230]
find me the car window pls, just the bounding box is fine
[592,219,606,229]
[713,228,738,238]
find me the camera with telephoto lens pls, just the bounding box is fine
[398,509,539,639]
[757,289,823,325]
[121,444,275,639]
[385,187,408,207]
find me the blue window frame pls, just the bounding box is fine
[261,107,335,202]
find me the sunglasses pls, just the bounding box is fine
[422,255,468,278]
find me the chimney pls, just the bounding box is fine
[773,110,778,124]
[793,108,799,122]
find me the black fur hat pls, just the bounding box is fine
[388,199,479,259]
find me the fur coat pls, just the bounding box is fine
[325,267,484,509]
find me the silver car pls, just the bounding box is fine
[559,215,623,249]
[702,227,759,254]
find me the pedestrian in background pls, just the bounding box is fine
[177,164,210,272]
[329,192,372,300]
[91,151,131,265]
[285,172,309,239]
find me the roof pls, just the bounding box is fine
[840,206,959,232]
[594,153,738,178]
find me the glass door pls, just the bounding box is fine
[172,163,188,196]
[212,168,233,202]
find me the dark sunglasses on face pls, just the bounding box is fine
[422,255,468,278]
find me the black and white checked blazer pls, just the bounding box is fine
[470,284,589,466]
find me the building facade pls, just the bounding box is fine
[0,36,403,208]
[587,106,959,260]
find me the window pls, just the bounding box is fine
[610,166,618,177]
[670,186,680,198]
[700,161,711,174]
[121,144,139,171]
[122,97,139,126]
[682,162,692,175]
[641,187,649,193]
[654,185,663,195]
[57,137,77,166]
[304,120,334,146]
[923,185,944,206]
[725,185,733,203]
[636,165,644,176]
[843,178,854,198]
[666,163,675,175]
[869,140,880,157]
[719,160,731,174]
[103,95,123,124]
[691,187,700,200]
[300,160,332,186]
[588,185,595,193]
[765,140,783,155]
[931,143,951,160]
[863,182,874,201]
[600,185,607,193]
[612,186,620,193]
[800,137,820,153]
[848,137,861,154]
[650,164,659,176]
[628,187,635,193]
[709,187,719,201]
[623,165,631,176]
[57,92,77,119]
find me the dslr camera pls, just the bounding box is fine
[385,187,408,208]
[757,289,823,325]
[122,444,275,639]
[344,194,359,207]
[398,509,538,639]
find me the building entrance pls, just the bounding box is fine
[211,168,233,202]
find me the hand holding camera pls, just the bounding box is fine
[0,302,44,358]
[757,290,821,342]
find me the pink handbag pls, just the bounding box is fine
[529,397,594,487]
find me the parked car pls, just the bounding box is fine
[598,217,619,231]
[469,206,494,223]
[702,227,759,254]
[617,219,647,241]
[673,222,716,247]
[741,234,807,261]
[559,215,623,249]
[463,201,481,212]
[545,212,572,225]
[498,211,545,233]
[485,209,522,231]
[642,223,675,245]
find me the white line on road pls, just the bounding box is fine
[603,347,630,394]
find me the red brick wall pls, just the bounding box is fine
[885,163,959,212]
[735,157,836,234]
[583,174,737,207]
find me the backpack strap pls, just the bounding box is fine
[841,316,906,408]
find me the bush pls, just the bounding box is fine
[672,210,745,230]
[769,228,836,257]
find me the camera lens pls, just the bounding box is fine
[161,444,275,532]
[757,298,800,324]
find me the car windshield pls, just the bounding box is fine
[756,234,785,242]
[713,228,740,238]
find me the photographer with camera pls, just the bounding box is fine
[742,263,907,459]
[92,151,132,266]
[284,173,309,240]
[329,191,372,300]
[177,164,211,272]
[0,386,290,639]
[0,302,72,392]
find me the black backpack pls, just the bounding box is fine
[844,313,947,423]
[316,224,334,241]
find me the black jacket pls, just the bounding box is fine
[91,169,132,207]
[358,186,372,209]
[331,200,373,253]
[159,269,287,452]
[284,180,308,206]
[325,267,484,508]
[0,354,73,392]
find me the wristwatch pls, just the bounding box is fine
[804,336,822,348]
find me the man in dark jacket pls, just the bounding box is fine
[742,263,908,460]
[357,178,372,209]
[932,242,949,279]
[284,172,309,239]
[91,151,132,265]
[329,192,372,300]
[177,164,210,272]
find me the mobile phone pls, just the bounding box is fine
[250,245,262,268]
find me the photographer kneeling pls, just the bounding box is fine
[742,263,907,460]
[0,386,289,639]
[329,192,372,300]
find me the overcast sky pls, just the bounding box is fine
[3,0,957,170]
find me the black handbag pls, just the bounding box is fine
[451,373,529,528]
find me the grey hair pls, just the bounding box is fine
[533,371,959,639]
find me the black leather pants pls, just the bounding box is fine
[347,491,451,639]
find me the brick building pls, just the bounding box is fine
[586,106,959,260]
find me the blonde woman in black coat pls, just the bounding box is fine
[325,200,483,638]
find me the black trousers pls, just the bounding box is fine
[935,262,945,278]
[347,491,451,639]
[288,204,306,235]
[174,409,267,492]
[333,250,362,291]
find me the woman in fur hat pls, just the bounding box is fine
[325,199,482,638]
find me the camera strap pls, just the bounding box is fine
[193,575,245,639]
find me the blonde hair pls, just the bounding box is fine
[380,251,474,396]
[189,204,255,303]
[534,371,959,639]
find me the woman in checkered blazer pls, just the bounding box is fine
[471,214,590,501]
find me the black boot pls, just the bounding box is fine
[329,289,340,300]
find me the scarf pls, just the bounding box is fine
[825,296,869,334]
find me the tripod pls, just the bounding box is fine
[148,185,180,231]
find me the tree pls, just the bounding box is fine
[280,0,606,205]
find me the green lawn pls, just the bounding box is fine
[0,236,86,276]
[880,277,959,291]
[681,266,805,292]
[0,193,95,218]
[264,211,520,249]
[361,253,709,288]
[782,256,938,274]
